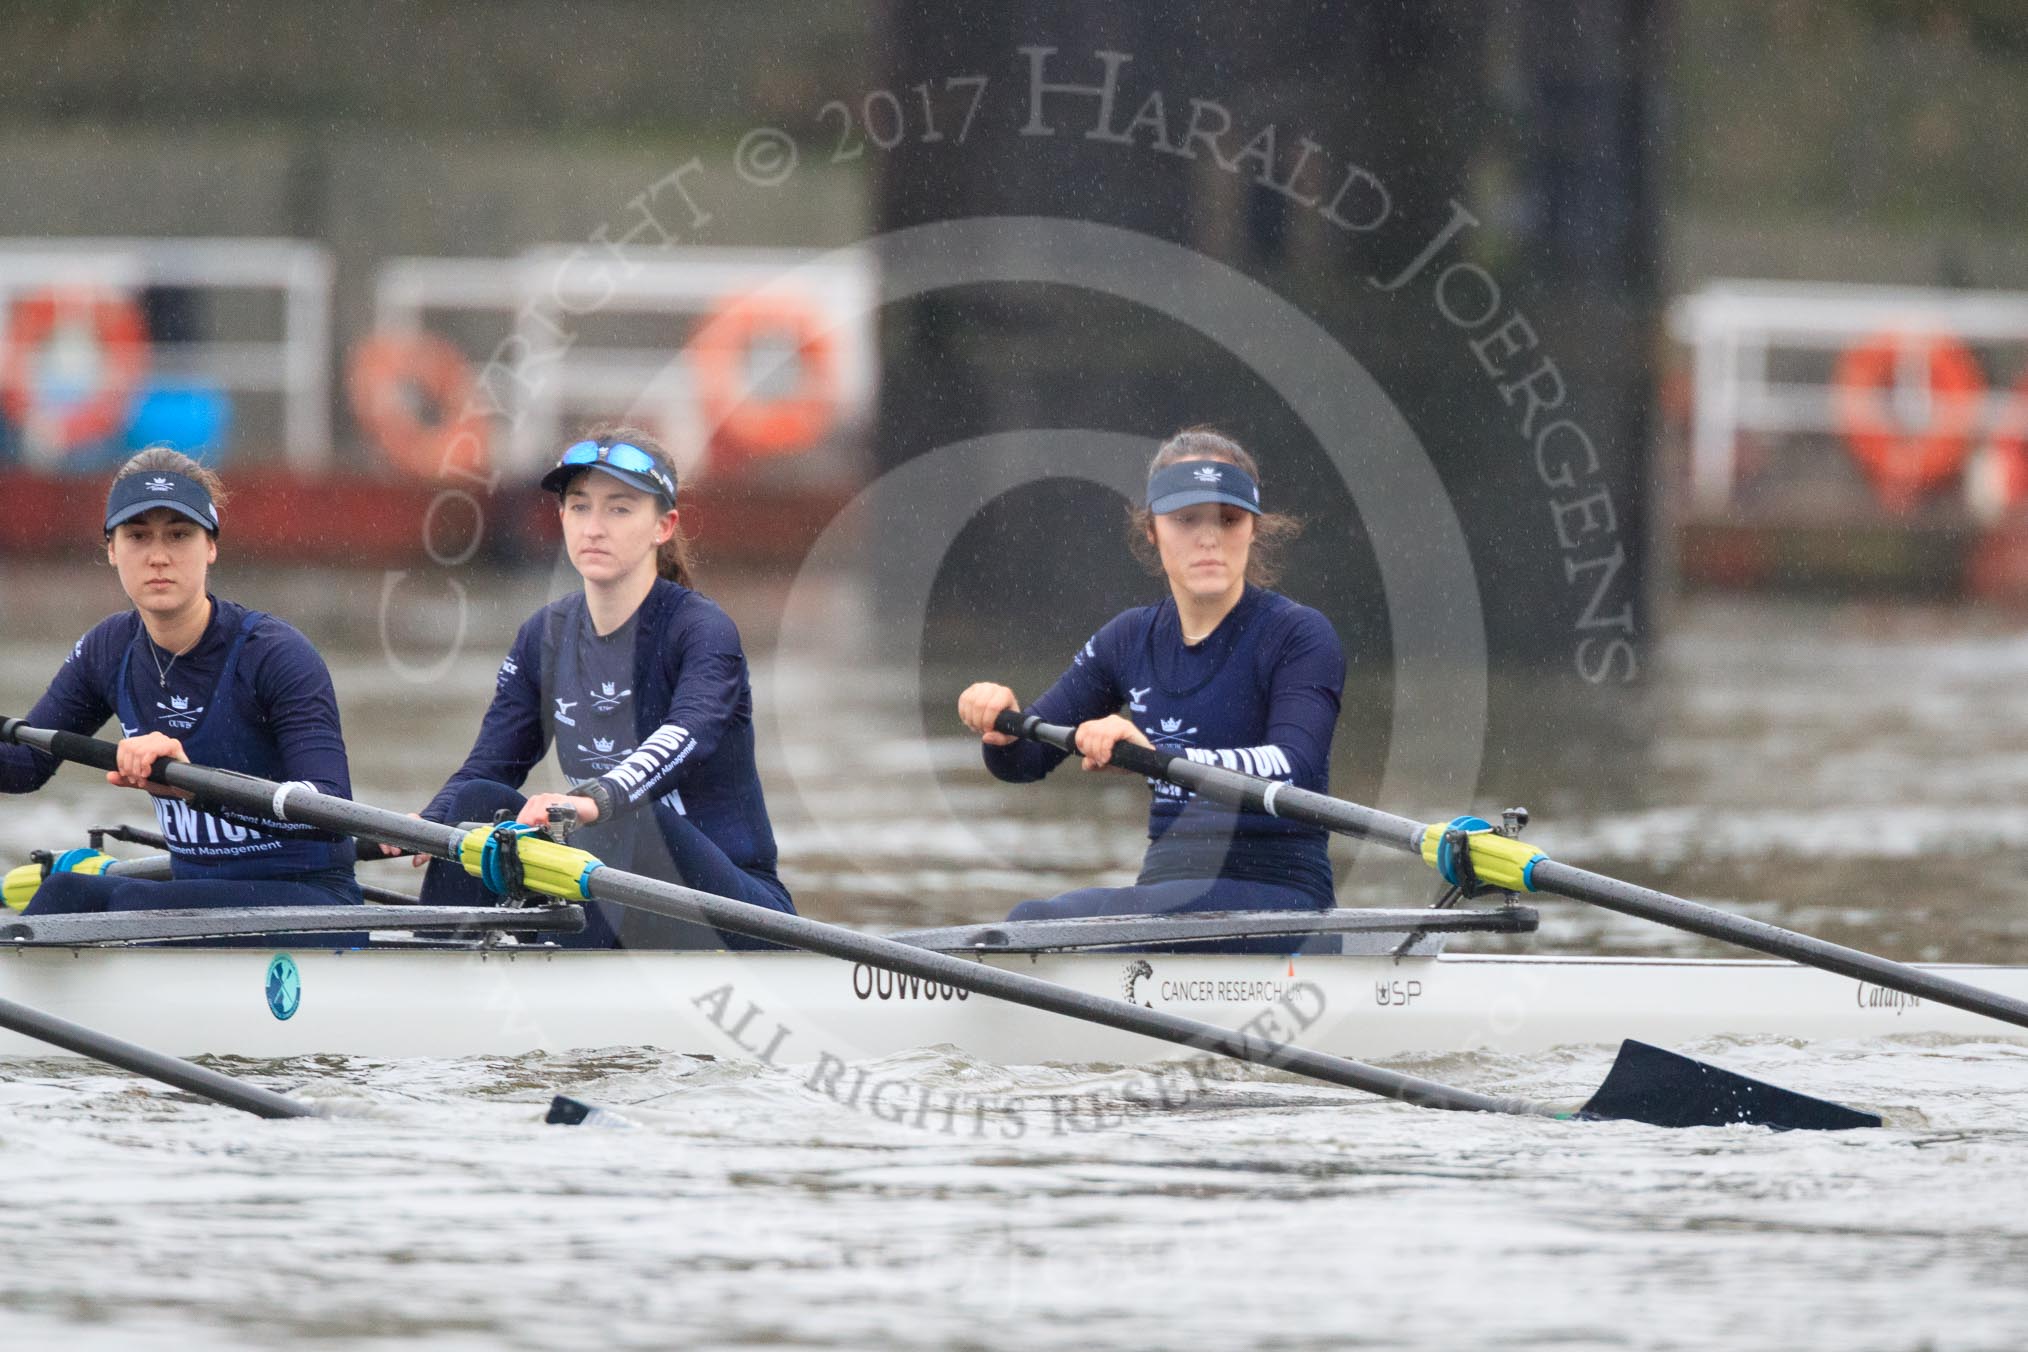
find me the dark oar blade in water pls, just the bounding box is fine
[545,1095,636,1128]
[1577,1040,1881,1131]
[542,1047,1882,1134]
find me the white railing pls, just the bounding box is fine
[0,237,332,465]
[1670,280,2028,512]
[372,246,878,478]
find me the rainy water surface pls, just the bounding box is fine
[0,566,2024,1350]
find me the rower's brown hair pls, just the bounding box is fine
[1125,426,1301,588]
[109,446,228,535]
[565,422,697,588]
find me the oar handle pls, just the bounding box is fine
[994,709,1170,774]
[5,720,125,777]
[1,719,467,862]
[991,710,1426,849]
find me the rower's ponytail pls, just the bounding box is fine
[572,421,697,588]
[657,530,697,588]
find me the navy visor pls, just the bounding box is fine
[539,440,678,505]
[104,470,220,534]
[1146,459,1262,516]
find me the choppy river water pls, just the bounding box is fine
[1,566,2026,1350]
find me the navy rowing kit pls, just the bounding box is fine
[419,578,793,948]
[986,585,1346,924]
[0,597,362,915]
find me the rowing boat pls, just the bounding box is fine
[5,716,2014,1131]
[0,895,2017,1063]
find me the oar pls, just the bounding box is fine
[995,709,2028,1038]
[0,993,316,1119]
[1,718,1876,1130]
[0,820,424,909]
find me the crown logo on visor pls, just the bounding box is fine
[146,477,176,493]
[1193,466,1221,484]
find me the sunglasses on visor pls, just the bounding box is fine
[554,440,676,499]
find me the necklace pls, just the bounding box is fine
[148,632,195,688]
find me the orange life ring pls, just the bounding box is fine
[688,293,841,458]
[0,288,150,454]
[346,331,490,478]
[1833,332,1985,511]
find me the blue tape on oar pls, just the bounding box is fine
[1576,1040,1882,1131]
[479,823,537,896]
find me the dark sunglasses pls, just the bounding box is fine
[555,440,677,500]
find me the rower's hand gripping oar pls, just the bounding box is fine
[2,718,1871,1130]
[997,708,2028,1038]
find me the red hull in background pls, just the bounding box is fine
[0,470,850,569]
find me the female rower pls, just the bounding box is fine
[409,426,794,948]
[956,427,1345,933]
[0,448,362,917]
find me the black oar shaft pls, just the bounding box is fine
[0,719,1544,1120]
[14,722,469,860]
[1533,862,2028,1030]
[97,842,427,909]
[0,994,316,1119]
[999,711,2028,1036]
[584,868,1537,1115]
[1000,712,1426,848]
[94,820,418,865]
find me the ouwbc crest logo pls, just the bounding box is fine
[145,476,176,493]
[1193,465,1220,483]
[155,696,204,730]
[1146,717,1198,757]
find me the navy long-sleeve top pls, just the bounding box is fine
[423,579,781,883]
[0,597,356,876]
[984,586,1346,904]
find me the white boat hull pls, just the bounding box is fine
[0,944,2020,1065]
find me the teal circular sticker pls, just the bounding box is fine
[265,954,301,1022]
